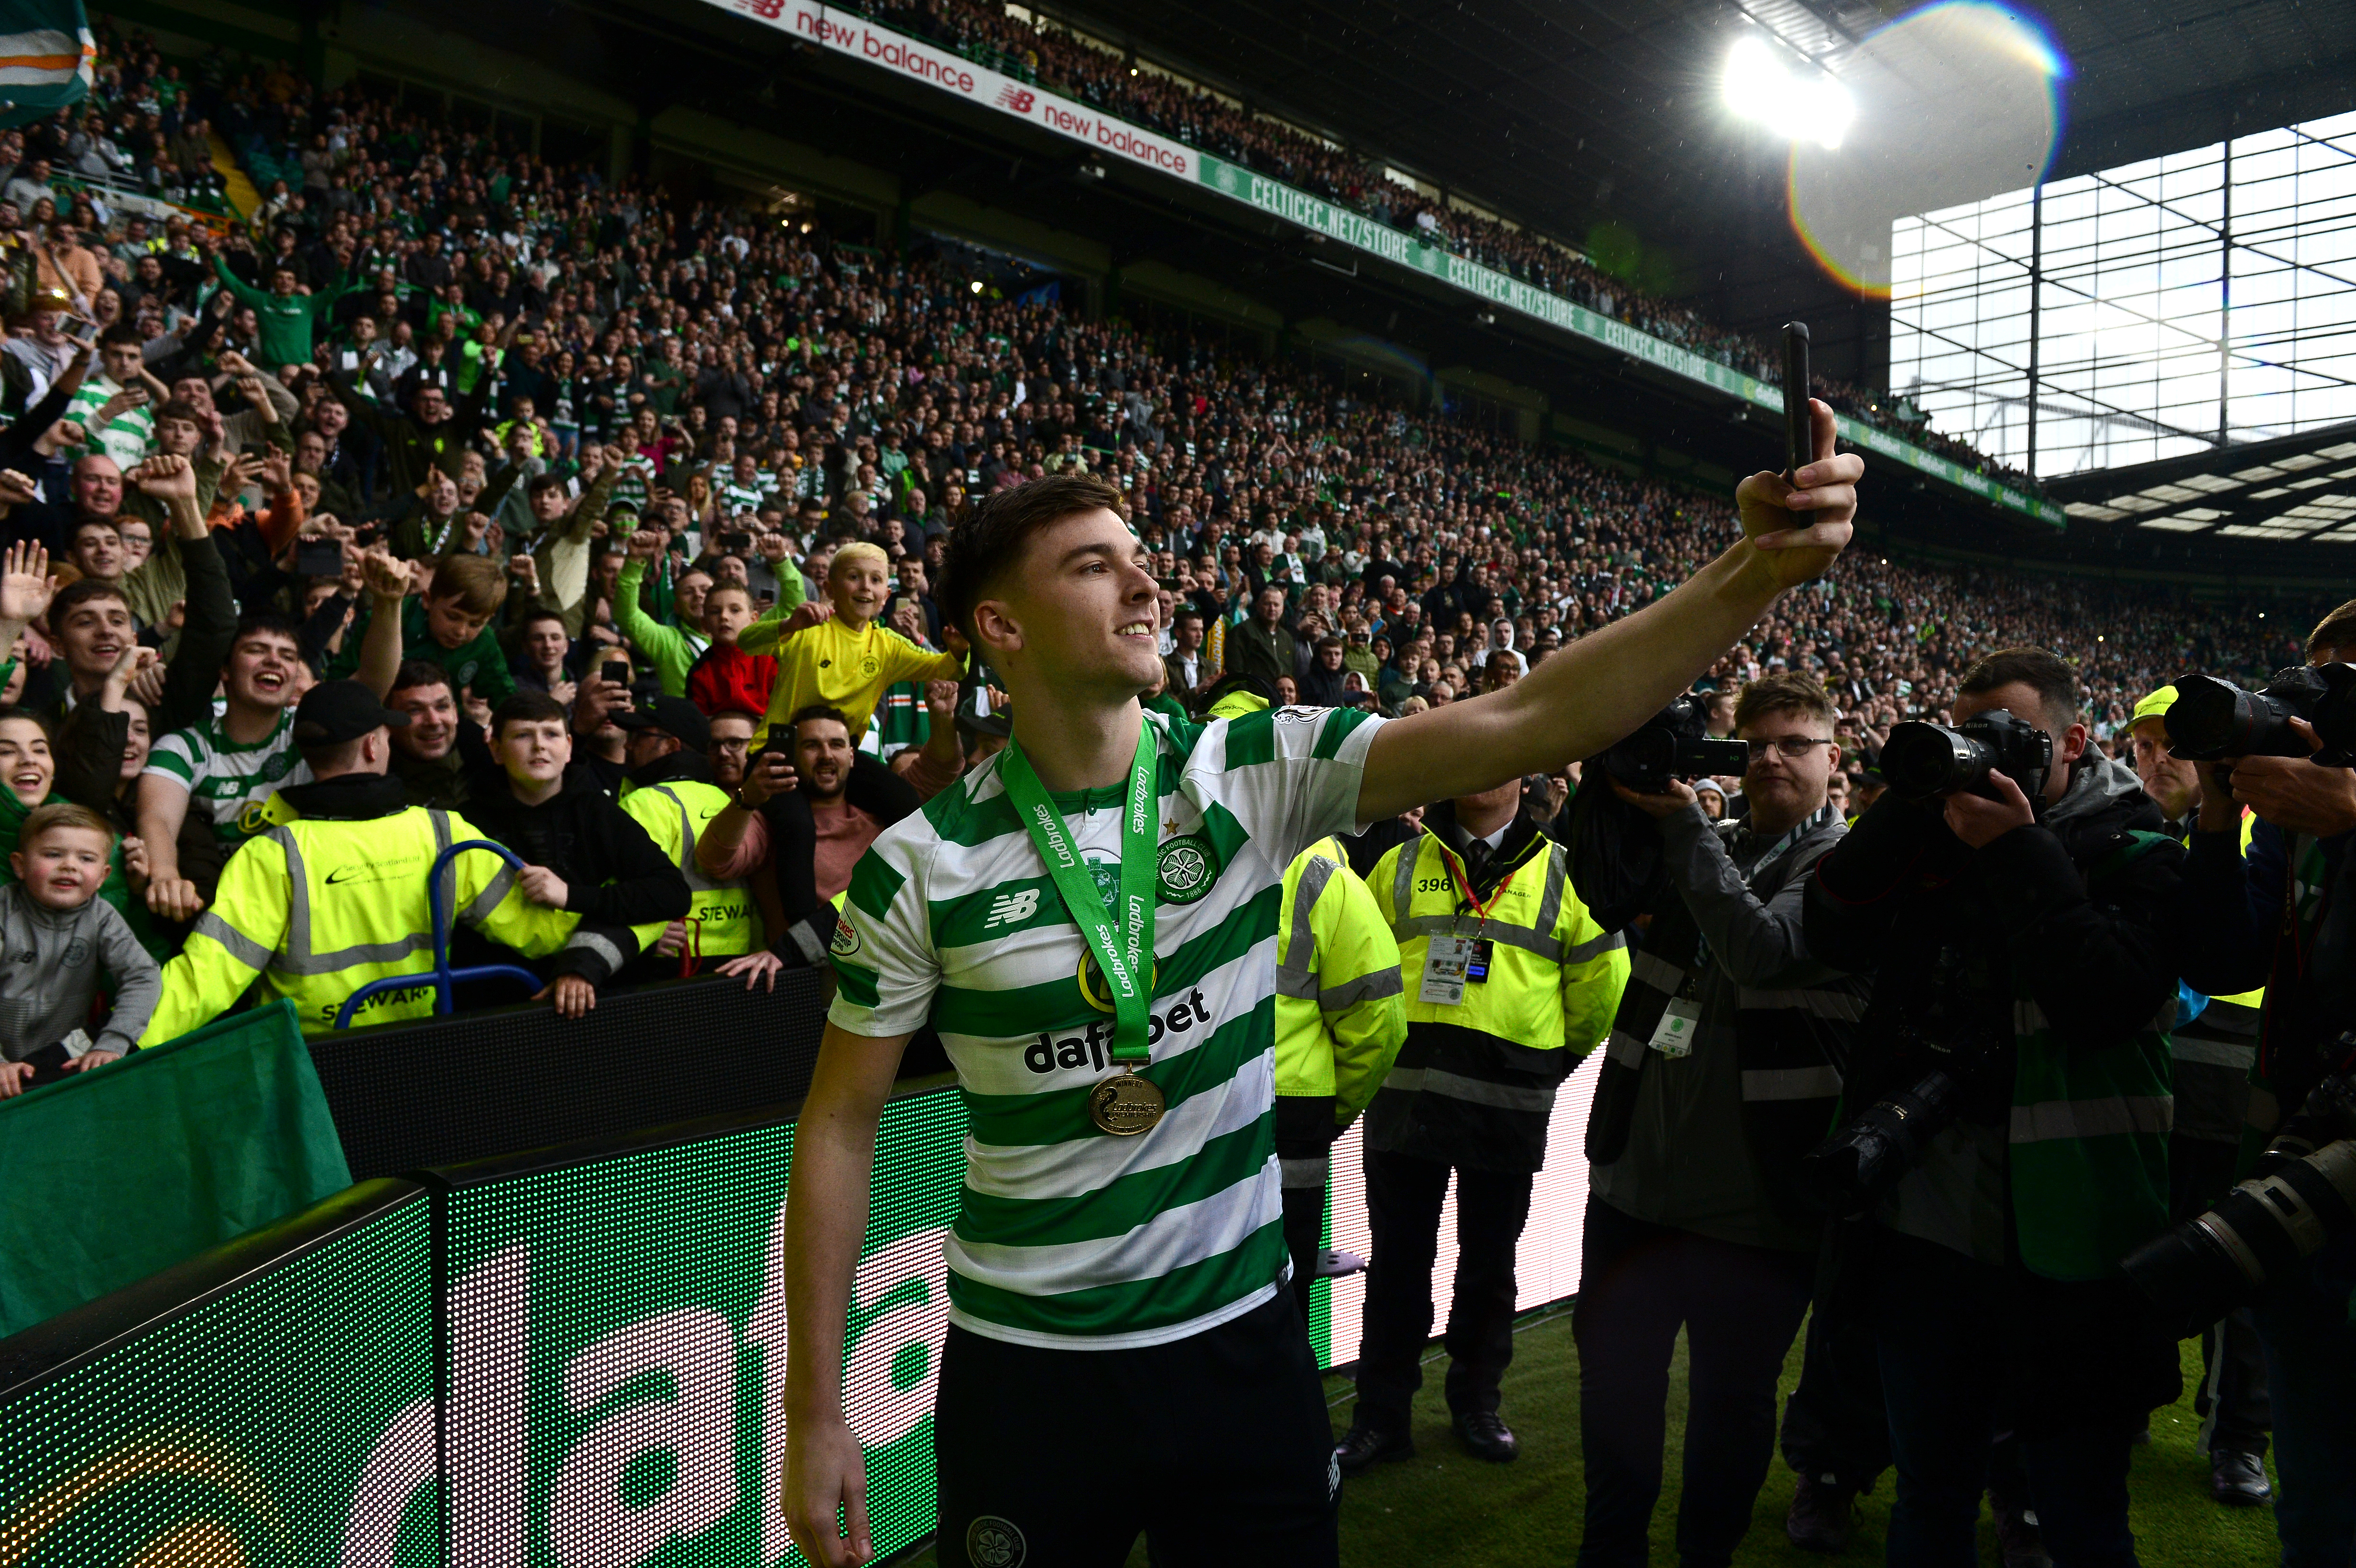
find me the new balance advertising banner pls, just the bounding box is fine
[707,0,2063,527]
[0,999,352,1340]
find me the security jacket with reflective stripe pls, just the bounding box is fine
[620,776,758,961]
[1586,801,1864,1251]
[1364,805,1627,1174]
[1273,836,1408,1160]
[139,775,578,1042]
[1806,756,2241,1282]
[2164,808,2262,1153]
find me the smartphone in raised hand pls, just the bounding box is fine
[1782,321,1811,481]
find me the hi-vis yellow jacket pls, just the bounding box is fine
[621,778,758,961]
[139,804,577,1042]
[1274,836,1407,1122]
[1365,819,1627,1171]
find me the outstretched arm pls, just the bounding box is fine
[1356,401,1858,821]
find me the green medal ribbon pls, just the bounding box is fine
[999,720,1159,1065]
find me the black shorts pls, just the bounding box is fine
[933,1289,1341,1568]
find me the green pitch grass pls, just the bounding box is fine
[898,1309,2281,1566]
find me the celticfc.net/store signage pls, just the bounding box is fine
[709,0,2063,528]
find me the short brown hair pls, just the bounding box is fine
[49,577,128,626]
[427,553,508,617]
[1958,646,2078,727]
[938,473,1128,641]
[1734,672,1835,732]
[788,703,852,739]
[2308,598,2356,661]
[20,800,114,852]
[491,690,567,735]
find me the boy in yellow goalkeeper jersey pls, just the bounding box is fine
[738,542,964,743]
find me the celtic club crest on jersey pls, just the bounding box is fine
[1156,834,1216,904]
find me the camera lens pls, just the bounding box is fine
[1879,721,1986,801]
[2163,675,2254,761]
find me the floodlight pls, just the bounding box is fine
[1722,34,1854,150]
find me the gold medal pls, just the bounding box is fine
[1087,1072,1166,1136]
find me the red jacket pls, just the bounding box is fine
[687,641,777,720]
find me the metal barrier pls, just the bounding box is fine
[331,839,544,1029]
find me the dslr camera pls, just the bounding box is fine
[1799,1009,2002,1217]
[2164,663,2356,762]
[1600,695,1749,795]
[2122,1041,2356,1329]
[1878,709,2053,803]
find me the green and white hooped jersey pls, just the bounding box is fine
[829,705,1385,1350]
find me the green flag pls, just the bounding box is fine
[0,1001,351,1339]
[0,0,91,129]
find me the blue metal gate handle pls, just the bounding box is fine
[331,839,546,1029]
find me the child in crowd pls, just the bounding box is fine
[327,552,514,708]
[0,803,161,1094]
[613,529,777,711]
[461,690,689,1017]
[737,541,962,741]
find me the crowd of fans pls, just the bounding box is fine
[856,0,2032,490]
[0,23,2309,1076]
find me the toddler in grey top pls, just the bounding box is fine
[0,802,161,1096]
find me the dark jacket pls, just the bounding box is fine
[461,767,690,983]
[1586,801,1860,1244]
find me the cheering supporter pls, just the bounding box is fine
[0,803,160,1092]
[737,542,965,742]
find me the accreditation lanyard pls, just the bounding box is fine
[1429,834,1521,941]
[999,723,1158,1065]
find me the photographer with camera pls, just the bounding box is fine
[1803,647,2210,1567]
[1573,673,1871,1567]
[2163,600,2356,1563]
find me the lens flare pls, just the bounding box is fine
[1787,1,2069,298]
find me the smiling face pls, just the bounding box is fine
[793,714,853,803]
[56,593,134,687]
[14,823,109,909]
[827,555,893,628]
[71,455,121,518]
[224,627,302,712]
[0,718,52,806]
[391,679,458,760]
[70,520,123,582]
[970,507,1165,700]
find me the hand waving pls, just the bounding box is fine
[0,541,57,626]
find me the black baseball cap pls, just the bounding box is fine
[612,693,711,751]
[292,680,411,747]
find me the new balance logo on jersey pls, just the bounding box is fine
[984,889,1042,928]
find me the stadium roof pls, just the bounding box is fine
[1033,0,2356,289]
[2048,420,2356,544]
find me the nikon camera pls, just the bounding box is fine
[2121,1046,2356,1330]
[1600,695,1749,795]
